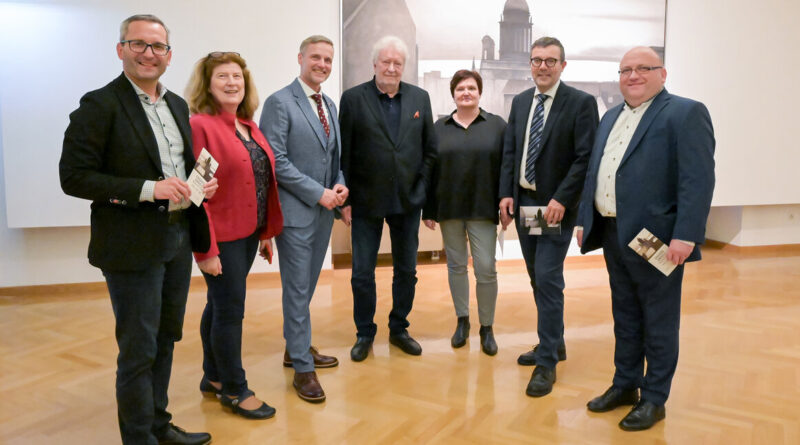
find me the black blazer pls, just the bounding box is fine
[499,82,598,227]
[339,79,438,218]
[60,73,209,271]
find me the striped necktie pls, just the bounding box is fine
[524,93,548,185]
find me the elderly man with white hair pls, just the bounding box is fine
[339,35,438,362]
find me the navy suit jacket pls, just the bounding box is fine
[577,89,715,262]
[499,82,598,227]
[60,73,210,271]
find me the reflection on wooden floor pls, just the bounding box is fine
[1,245,799,444]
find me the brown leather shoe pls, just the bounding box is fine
[293,371,326,403]
[283,346,339,368]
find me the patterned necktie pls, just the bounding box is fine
[525,93,548,185]
[311,93,330,138]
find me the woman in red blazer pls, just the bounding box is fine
[186,52,282,420]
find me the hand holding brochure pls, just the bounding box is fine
[628,228,677,276]
[519,206,561,235]
[187,148,218,206]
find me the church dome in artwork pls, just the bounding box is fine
[503,0,530,14]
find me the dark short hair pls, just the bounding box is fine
[449,70,483,97]
[119,14,169,43]
[531,36,565,61]
[186,52,259,120]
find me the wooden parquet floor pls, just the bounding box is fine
[1,246,799,444]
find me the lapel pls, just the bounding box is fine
[620,89,670,167]
[514,88,536,159]
[324,94,341,149]
[540,82,568,149]
[589,104,624,178]
[164,92,194,175]
[291,79,328,149]
[112,74,162,172]
[361,80,395,144]
[395,84,413,146]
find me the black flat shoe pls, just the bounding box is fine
[619,401,665,431]
[525,365,556,397]
[479,325,497,356]
[587,386,639,413]
[451,316,470,348]
[220,390,276,420]
[389,331,422,355]
[517,343,567,365]
[350,337,373,362]
[199,376,221,398]
[157,423,211,445]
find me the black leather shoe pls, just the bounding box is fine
[525,365,556,397]
[517,343,567,366]
[389,331,422,355]
[451,316,470,348]
[350,337,373,362]
[619,401,666,431]
[587,386,639,413]
[158,423,211,445]
[199,376,221,398]
[220,390,276,419]
[479,325,497,356]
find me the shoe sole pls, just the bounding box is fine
[282,360,340,368]
[451,339,467,348]
[293,385,326,403]
[618,414,664,431]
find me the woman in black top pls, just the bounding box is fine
[423,70,506,355]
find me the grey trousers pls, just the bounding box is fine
[439,219,498,326]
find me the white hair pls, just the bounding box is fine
[371,35,408,64]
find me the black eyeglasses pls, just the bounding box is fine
[207,51,241,59]
[530,57,559,67]
[619,66,663,76]
[120,40,171,56]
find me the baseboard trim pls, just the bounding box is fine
[704,239,800,253]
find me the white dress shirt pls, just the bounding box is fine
[298,77,330,130]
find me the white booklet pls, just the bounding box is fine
[628,228,676,276]
[519,206,561,235]
[187,148,218,206]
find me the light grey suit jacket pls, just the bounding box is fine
[259,78,345,228]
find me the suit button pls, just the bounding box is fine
[158,206,166,212]
[121,200,127,205]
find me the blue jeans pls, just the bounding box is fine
[351,209,421,338]
[199,231,259,397]
[103,222,192,445]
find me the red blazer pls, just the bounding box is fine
[190,112,283,261]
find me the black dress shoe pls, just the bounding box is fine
[525,365,556,397]
[451,316,470,348]
[199,376,221,398]
[479,325,497,356]
[587,386,639,413]
[389,331,422,355]
[619,401,666,431]
[350,337,373,362]
[158,423,211,445]
[220,390,277,419]
[517,343,567,366]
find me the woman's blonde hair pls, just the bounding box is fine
[186,52,259,120]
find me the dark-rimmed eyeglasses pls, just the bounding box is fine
[120,40,171,56]
[530,57,559,67]
[619,66,663,76]
[207,51,241,59]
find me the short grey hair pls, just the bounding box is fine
[119,14,170,44]
[531,36,565,61]
[300,35,334,53]
[371,35,408,64]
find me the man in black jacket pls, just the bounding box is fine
[498,36,598,397]
[339,35,437,362]
[59,14,214,445]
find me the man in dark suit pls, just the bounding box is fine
[577,46,715,431]
[59,15,214,445]
[339,35,437,361]
[498,36,598,397]
[260,35,347,403]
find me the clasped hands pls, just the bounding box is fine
[153,177,219,203]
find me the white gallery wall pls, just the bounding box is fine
[1,0,799,287]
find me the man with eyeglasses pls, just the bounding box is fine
[60,14,214,445]
[576,46,715,431]
[498,36,599,398]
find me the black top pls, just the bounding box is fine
[236,130,270,230]
[372,78,402,143]
[423,109,506,224]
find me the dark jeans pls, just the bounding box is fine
[200,231,259,397]
[516,192,572,369]
[351,209,421,338]
[103,222,192,445]
[601,217,684,405]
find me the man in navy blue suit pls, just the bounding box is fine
[577,46,715,431]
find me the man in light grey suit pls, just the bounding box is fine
[259,35,347,403]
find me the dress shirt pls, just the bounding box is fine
[125,75,187,206]
[298,77,331,130]
[519,80,560,191]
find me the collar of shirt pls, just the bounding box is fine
[623,88,660,113]
[298,76,324,99]
[445,108,487,129]
[371,76,403,99]
[124,73,167,104]
[534,79,560,100]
